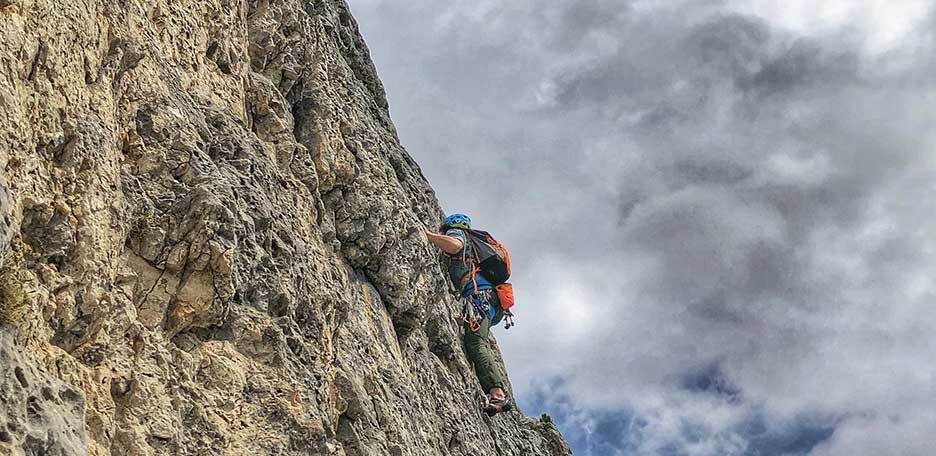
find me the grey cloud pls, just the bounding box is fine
[743,39,859,94]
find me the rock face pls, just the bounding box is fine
[0,1,570,455]
[0,326,87,456]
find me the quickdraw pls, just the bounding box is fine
[503,310,515,330]
[463,297,481,332]
[462,289,493,333]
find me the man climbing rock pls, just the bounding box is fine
[425,213,513,416]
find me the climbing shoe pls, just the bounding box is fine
[483,396,513,417]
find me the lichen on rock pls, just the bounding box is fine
[0,1,570,455]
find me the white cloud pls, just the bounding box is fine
[809,409,936,456]
[728,0,932,54]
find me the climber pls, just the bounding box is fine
[424,213,513,416]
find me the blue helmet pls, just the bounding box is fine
[444,213,471,229]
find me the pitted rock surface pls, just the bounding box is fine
[0,326,87,456]
[0,1,570,455]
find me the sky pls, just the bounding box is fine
[347,1,936,455]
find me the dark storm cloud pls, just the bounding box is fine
[350,1,936,454]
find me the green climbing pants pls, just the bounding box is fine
[463,304,506,394]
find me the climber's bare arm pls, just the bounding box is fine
[425,229,463,254]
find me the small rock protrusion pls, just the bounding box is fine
[14,366,28,388]
[58,387,82,403]
[26,396,43,417]
[0,178,10,268]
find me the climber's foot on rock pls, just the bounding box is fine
[483,395,513,416]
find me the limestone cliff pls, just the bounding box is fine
[0,1,571,454]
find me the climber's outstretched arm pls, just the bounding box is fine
[425,229,463,254]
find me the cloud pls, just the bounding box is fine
[349,0,936,454]
[526,374,839,456]
[808,409,936,456]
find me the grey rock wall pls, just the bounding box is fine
[0,178,10,267]
[0,0,570,455]
[0,326,87,456]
